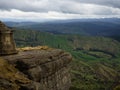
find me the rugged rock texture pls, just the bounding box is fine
[0,57,31,90]
[0,21,17,55]
[1,47,72,90]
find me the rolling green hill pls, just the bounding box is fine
[14,29,120,90]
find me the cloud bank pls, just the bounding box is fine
[0,0,120,21]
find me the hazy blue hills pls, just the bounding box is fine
[5,18,120,37]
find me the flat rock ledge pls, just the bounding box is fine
[2,48,72,90]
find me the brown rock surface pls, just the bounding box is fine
[0,21,17,55]
[1,47,72,90]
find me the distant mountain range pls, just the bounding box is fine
[4,18,120,37]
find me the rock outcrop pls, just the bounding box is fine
[1,47,72,90]
[0,21,17,55]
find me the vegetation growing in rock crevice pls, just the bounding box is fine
[0,57,31,90]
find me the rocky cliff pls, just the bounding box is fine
[0,47,72,90]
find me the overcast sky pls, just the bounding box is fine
[0,0,120,21]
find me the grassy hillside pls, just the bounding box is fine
[14,29,120,90]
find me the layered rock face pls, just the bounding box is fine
[0,21,17,55]
[2,48,72,90]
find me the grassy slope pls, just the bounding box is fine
[14,29,120,90]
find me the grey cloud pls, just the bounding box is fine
[0,0,120,12]
[0,0,46,12]
[0,0,120,19]
[72,0,120,8]
[0,0,70,12]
